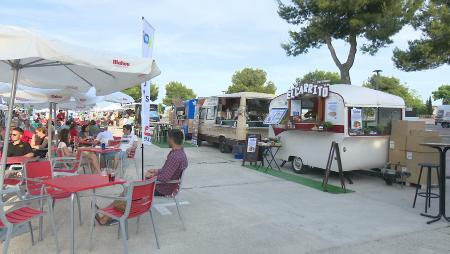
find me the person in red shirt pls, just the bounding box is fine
[69,123,79,143]
[56,110,65,122]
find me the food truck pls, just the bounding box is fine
[267,84,405,173]
[198,92,274,152]
[171,99,197,139]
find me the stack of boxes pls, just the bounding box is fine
[389,120,442,185]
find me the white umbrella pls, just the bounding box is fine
[103,92,134,104]
[0,25,160,187]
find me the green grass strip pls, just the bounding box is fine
[244,165,353,194]
[152,141,196,148]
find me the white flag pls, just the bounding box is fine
[141,17,155,145]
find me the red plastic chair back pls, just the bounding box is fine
[108,140,120,147]
[21,130,34,144]
[24,160,52,195]
[113,136,121,141]
[128,180,156,218]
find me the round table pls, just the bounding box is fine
[420,142,450,224]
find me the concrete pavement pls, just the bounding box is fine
[6,139,450,254]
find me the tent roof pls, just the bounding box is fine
[0,25,160,95]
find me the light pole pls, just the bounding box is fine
[373,69,382,90]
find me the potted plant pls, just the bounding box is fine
[321,121,334,131]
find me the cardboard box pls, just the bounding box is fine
[391,120,425,136]
[389,136,407,150]
[405,151,440,185]
[389,149,406,165]
[406,130,442,153]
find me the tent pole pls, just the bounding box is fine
[141,143,144,180]
[48,102,53,159]
[0,61,20,187]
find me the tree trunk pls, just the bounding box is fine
[325,35,357,85]
[339,68,351,84]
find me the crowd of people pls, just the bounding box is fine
[1,108,189,228]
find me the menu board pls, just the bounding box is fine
[264,108,287,125]
[243,133,261,163]
[351,108,362,129]
[326,101,338,121]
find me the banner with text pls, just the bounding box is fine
[141,17,155,145]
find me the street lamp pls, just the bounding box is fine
[372,69,382,90]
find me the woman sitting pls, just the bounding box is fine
[58,129,101,173]
[31,127,49,158]
[79,125,90,139]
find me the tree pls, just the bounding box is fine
[426,96,433,115]
[122,83,159,102]
[277,0,419,84]
[297,69,341,84]
[363,74,423,109]
[163,81,196,106]
[158,103,166,115]
[227,68,276,94]
[432,84,450,105]
[393,1,449,71]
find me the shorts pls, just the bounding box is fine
[103,150,127,160]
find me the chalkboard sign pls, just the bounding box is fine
[242,133,261,165]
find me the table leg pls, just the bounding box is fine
[269,147,281,171]
[70,193,75,254]
[422,147,450,224]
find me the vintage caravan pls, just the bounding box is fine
[198,92,274,152]
[267,84,405,173]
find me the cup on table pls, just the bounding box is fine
[108,171,115,182]
[101,143,106,150]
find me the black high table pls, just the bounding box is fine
[420,143,450,224]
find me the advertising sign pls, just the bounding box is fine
[351,108,362,130]
[264,108,287,125]
[141,17,155,145]
[287,83,330,99]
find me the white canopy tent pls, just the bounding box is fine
[0,25,160,192]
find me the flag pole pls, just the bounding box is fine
[141,143,144,180]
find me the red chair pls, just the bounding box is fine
[89,178,159,254]
[0,187,59,254]
[113,136,122,141]
[108,140,121,147]
[24,160,82,225]
[52,148,89,175]
[20,130,33,144]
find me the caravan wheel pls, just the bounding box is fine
[292,157,307,174]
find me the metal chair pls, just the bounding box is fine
[24,160,83,226]
[51,148,87,175]
[157,168,187,230]
[89,178,159,254]
[0,187,59,254]
[412,163,440,213]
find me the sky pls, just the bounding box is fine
[0,0,448,104]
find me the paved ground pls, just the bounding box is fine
[6,125,450,254]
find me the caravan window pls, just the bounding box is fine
[348,107,402,136]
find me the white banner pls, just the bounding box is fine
[141,17,155,144]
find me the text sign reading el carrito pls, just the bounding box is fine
[287,83,329,99]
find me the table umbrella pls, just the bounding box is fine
[0,25,160,186]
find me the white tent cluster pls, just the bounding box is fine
[0,25,160,186]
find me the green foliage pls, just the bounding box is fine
[426,97,433,115]
[297,70,341,85]
[122,83,159,102]
[432,84,450,105]
[158,103,165,115]
[163,81,196,106]
[363,74,423,109]
[393,0,449,71]
[277,0,419,84]
[227,68,276,94]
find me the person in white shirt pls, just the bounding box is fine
[95,128,114,145]
[104,124,138,170]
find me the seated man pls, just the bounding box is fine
[95,127,114,145]
[7,127,34,157]
[145,129,188,196]
[95,129,188,226]
[104,124,138,169]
